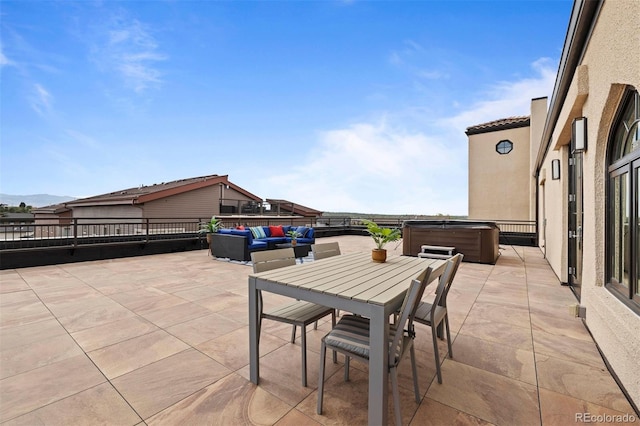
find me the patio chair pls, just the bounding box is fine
[413,253,463,384]
[311,242,341,260]
[251,248,336,387]
[311,242,343,316]
[317,262,447,426]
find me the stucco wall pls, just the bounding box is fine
[541,0,640,405]
[469,126,532,220]
[538,147,567,281]
[530,98,548,221]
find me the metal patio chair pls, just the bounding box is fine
[317,261,447,426]
[311,242,341,260]
[251,248,336,387]
[311,242,343,315]
[413,253,463,384]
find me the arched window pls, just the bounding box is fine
[607,89,640,310]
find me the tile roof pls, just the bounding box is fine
[465,116,530,135]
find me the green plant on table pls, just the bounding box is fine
[361,219,401,250]
[287,230,301,241]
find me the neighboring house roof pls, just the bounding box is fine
[31,203,72,215]
[0,212,35,222]
[66,174,262,207]
[465,116,531,135]
[265,199,323,217]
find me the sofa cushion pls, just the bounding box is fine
[269,225,285,237]
[250,226,267,239]
[295,226,310,237]
[227,229,253,244]
[248,241,268,250]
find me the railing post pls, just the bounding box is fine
[73,218,78,248]
[145,218,150,243]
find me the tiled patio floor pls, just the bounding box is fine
[1,236,638,425]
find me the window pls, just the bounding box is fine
[607,89,640,310]
[496,140,513,154]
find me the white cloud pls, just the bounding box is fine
[64,129,102,150]
[29,83,53,116]
[443,57,557,130]
[258,119,466,215]
[92,15,167,93]
[256,58,557,216]
[389,39,449,82]
[0,48,14,68]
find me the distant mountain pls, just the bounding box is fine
[0,194,77,208]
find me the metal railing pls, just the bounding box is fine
[218,199,300,215]
[491,219,537,234]
[0,216,537,251]
[0,217,206,250]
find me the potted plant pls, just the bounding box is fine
[287,230,301,246]
[198,216,223,244]
[361,219,402,263]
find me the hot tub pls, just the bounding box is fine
[402,220,499,264]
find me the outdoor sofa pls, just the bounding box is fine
[211,225,316,261]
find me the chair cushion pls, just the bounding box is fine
[264,301,333,324]
[323,315,401,361]
[324,315,371,358]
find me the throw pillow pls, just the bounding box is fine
[236,225,245,230]
[295,226,309,237]
[269,225,285,237]
[250,226,266,239]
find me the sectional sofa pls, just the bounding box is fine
[210,225,316,261]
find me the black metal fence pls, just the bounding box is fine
[0,216,537,251]
[0,216,536,269]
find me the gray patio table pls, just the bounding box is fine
[248,252,445,425]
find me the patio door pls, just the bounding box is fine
[568,149,583,300]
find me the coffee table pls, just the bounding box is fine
[275,242,311,261]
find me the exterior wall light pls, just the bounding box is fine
[572,117,587,153]
[551,159,560,180]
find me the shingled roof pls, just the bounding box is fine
[265,199,323,217]
[66,174,262,207]
[465,116,530,135]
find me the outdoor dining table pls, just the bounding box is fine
[248,251,445,425]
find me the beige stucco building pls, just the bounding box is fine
[467,99,547,222]
[468,0,639,409]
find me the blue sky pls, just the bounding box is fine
[1,0,572,214]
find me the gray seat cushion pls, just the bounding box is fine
[323,315,404,362]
